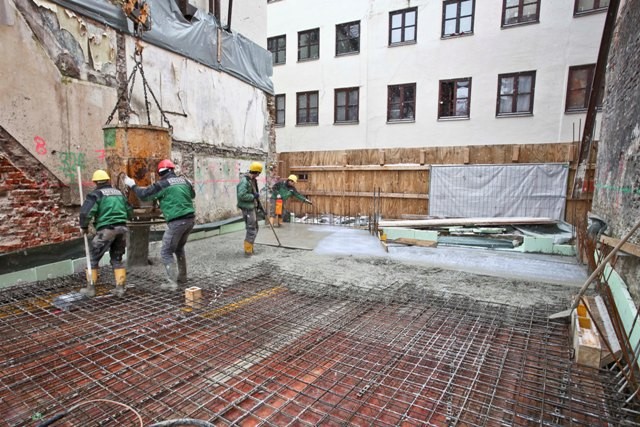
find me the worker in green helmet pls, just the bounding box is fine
[268,174,312,226]
[79,169,132,298]
[237,161,264,256]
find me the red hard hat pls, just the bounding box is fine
[158,159,175,172]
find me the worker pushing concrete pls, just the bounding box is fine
[268,174,312,226]
[79,170,132,297]
[237,161,264,256]
[124,159,195,290]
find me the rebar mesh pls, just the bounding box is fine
[0,263,638,426]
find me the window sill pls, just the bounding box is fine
[335,51,360,58]
[386,119,415,124]
[296,123,319,126]
[388,40,417,48]
[334,121,359,125]
[441,32,474,40]
[275,124,285,128]
[574,8,608,17]
[501,20,540,29]
[272,62,286,67]
[297,57,320,63]
[438,116,470,121]
[496,112,533,118]
[565,107,602,114]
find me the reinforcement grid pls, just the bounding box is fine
[0,263,638,426]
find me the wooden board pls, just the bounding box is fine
[600,235,640,258]
[389,238,437,248]
[379,217,557,228]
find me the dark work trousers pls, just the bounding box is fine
[241,207,259,243]
[160,216,195,265]
[90,225,129,269]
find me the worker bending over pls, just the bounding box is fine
[79,170,132,297]
[269,174,312,226]
[124,159,195,290]
[237,162,264,256]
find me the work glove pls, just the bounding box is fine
[305,199,313,205]
[80,227,88,235]
[123,176,136,188]
[253,192,260,199]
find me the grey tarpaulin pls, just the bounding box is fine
[42,0,273,94]
[429,163,569,220]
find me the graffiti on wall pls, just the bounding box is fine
[193,157,267,222]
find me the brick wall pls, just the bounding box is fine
[0,128,79,254]
[592,0,640,302]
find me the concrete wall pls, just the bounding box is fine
[0,0,271,254]
[592,0,640,303]
[268,0,605,152]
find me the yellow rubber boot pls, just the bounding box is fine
[112,268,126,297]
[80,269,98,297]
[244,240,254,257]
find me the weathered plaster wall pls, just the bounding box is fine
[592,0,640,303]
[0,0,272,253]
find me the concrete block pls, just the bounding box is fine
[35,260,74,281]
[522,236,554,254]
[185,286,203,308]
[0,269,37,289]
[204,229,221,238]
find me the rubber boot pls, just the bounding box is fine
[80,269,98,297]
[112,268,126,297]
[161,263,178,291]
[244,240,254,257]
[177,255,187,284]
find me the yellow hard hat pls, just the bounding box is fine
[249,162,263,173]
[92,170,110,182]
[287,174,298,183]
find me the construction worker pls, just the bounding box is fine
[123,159,195,290]
[269,174,312,226]
[237,161,264,256]
[79,170,132,298]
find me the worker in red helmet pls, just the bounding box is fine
[236,161,264,256]
[268,174,312,226]
[79,170,132,298]
[124,159,195,290]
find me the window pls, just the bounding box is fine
[442,0,474,37]
[298,29,320,61]
[334,87,359,123]
[574,0,609,15]
[387,83,416,121]
[297,91,319,125]
[502,0,540,26]
[566,64,603,112]
[497,71,536,116]
[275,94,285,126]
[336,21,360,55]
[439,78,471,118]
[267,35,286,65]
[389,8,417,45]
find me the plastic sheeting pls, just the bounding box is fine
[43,0,273,93]
[429,163,569,220]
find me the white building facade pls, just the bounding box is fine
[267,0,608,152]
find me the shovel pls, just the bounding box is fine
[549,218,640,320]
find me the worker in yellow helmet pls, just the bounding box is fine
[268,174,312,226]
[236,161,264,256]
[79,170,132,297]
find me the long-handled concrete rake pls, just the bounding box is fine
[77,166,94,289]
[549,218,640,321]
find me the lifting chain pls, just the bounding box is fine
[105,41,172,130]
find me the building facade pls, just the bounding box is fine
[267,0,608,152]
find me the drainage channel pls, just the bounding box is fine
[0,264,637,426]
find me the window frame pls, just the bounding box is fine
[565,64,603,112]
[334,87,360,124]
[496,71,536,116]
[298,28,320,62]
[438,77,472,119]
[335,20,361,56]
[574,0,609,16]
[442,0,475,38]
[387,83,417,122]
[501,0,541,27]
[275,94,286,127]
[296,91,319,125]
[389,7,418,46]
[267,34,286,65]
